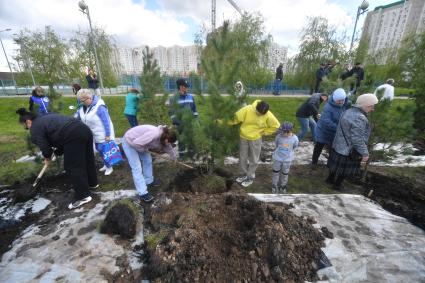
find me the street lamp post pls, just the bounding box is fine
[78,0,104,93]
[0,28,18,94]
[14,36,37,87]
[349,0,370,55]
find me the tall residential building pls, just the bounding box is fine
[361,0,425,61]
[114,43,287,75]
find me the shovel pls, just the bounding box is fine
[149,151,194,170]
[32,162,49,189]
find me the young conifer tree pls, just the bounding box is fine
[179,21,243,168]
[139,47,170,125]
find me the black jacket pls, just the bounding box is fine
[30,114,81,158]
[296,93,323,118]
[275,66,283,80]
[86,74,99,89]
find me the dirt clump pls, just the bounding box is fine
[169,168,233,193]
[100,201,139,239]
[142,192,326,282]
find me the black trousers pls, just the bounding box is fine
[63,123,97,200]
[312,142,327,165]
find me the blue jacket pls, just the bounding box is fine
[315,95,350,144]
[29,94,49,114]
[168,93,198,126]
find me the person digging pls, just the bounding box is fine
[16,108,97,209]
[230,100,280,187]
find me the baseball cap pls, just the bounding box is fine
[176,78,189,88]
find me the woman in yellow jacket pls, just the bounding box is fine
[231,100,280,187]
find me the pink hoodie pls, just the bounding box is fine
[124,125,175,159]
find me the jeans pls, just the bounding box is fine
[273,79,282,95]
[296,117,316,141]
[122,139,153,196]
[125,114,138,128]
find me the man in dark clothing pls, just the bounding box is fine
[314,62,336,93]
[16,108,97,210]
[86,69,99,95]
[295,93,328,141]
[273,63,284,95]
[340,62,364,95]
[168,78,198,158]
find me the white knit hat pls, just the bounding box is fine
[355,93,379,107]
[332,88,347,102]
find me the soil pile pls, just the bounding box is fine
[143,192,326,282]
[100,201,138,239]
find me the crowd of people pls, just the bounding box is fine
[16,71,387,210]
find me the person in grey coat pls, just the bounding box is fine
[326,93,378,190]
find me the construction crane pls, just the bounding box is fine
[211,0,244,30]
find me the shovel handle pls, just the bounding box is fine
[32,163,48,187]
[149,151,194,169]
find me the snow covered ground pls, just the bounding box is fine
[225,141,425,167]
[252,194,425,283]
[0,190,145,283]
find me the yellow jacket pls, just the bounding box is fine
[231,100,280,140]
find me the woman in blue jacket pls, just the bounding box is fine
[312,88,350,165]
[29,86,49,115]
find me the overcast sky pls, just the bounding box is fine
[0,0,391,72]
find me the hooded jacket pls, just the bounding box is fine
[231,100,280,141]
[296,93,324,118]
[315,95,351,144]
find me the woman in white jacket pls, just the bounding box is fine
[77,89,115,175]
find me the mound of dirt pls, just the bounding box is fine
[143,192,326,282]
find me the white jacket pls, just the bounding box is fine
[78,98,115,143]
[374,83,394,101]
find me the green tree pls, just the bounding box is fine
[201,13,272,89]
[68,28,119,87]
[182,21,245,167]
[409,31,425,141]
[138,47,170,125]
[14,26,69,87]
[291,17,347,93]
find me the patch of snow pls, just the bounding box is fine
[225,141,425,167]
[252,193,425,283]
[0,197,51,221]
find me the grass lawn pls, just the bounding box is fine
[0,95,415,184]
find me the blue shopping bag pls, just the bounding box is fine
[101,141,123,167]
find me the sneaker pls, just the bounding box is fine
[140,193,154,203]
[68,196,92,210]
[272,186,278,194]
[104,167,113,176]
[99,165,107,172]
[279,186,287,194]
[89,184,99,189]
[236,175,248,183]
[241,178,253,187]
[147,179,161,188]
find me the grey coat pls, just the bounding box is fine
[332,107,371,157]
